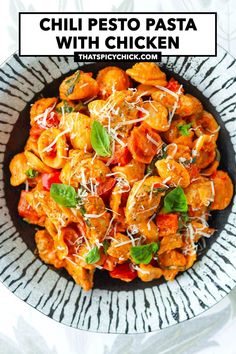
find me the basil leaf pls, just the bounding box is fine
[50,183,78,208]
[163,187,188,213]
[66,70,81,96]
[91,121,111,157]
[178,123,192,136]
[103,240,109,255]
[130,242,159,264]
[25,168,38,179]
[85,246,100,264]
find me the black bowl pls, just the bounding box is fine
[3,60,236,292]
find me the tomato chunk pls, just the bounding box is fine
[42,172,61,191]
[166,78,182,93]
[156,214,179,237]
[97,177,116,197]
[110,263,137,282]
[110,146,132,166]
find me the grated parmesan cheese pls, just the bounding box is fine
[40,128,71,153]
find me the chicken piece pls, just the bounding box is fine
[107,233,131,262]
[142,101,169,132]
[155,158,190,188]
[10,152,28,186]
[35,230,65,268]
[125,176,165,223]
[137,264,163,282]
[184,177,214,209]
[210,171,233,210]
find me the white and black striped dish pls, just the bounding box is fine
[0,46,236,333]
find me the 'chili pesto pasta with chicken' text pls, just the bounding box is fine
[10,62,233,291]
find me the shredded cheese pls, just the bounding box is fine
[40,128,71,153]
[128,173,151,210]
[154,85,179,99]
[132,265,150,274]
[84,210,106,219]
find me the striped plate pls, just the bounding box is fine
[0,46,236,333]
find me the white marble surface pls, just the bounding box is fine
[0,0,236,353]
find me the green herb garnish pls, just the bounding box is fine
[56,101,74,113]
[178,123,192,136]
[130,242,159,264]
[153,187,168,194]
[85,246,100,264]
[91,121,111,157]
[79,204,86,216]
[103,240,109,255]
[163,187,188,213]
[66,70,81,96]
[25,168,39,179]
[50,183,78,208]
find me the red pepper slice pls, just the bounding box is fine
[110,263,137,282]
[42,172,61,191]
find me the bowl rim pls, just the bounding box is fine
[0,45,236,333]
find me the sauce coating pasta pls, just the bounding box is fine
[10,63,233,291]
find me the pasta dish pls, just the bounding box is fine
[9,62,233,291]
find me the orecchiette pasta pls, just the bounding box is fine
[60,112,93,151]
[38,127,68,169]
